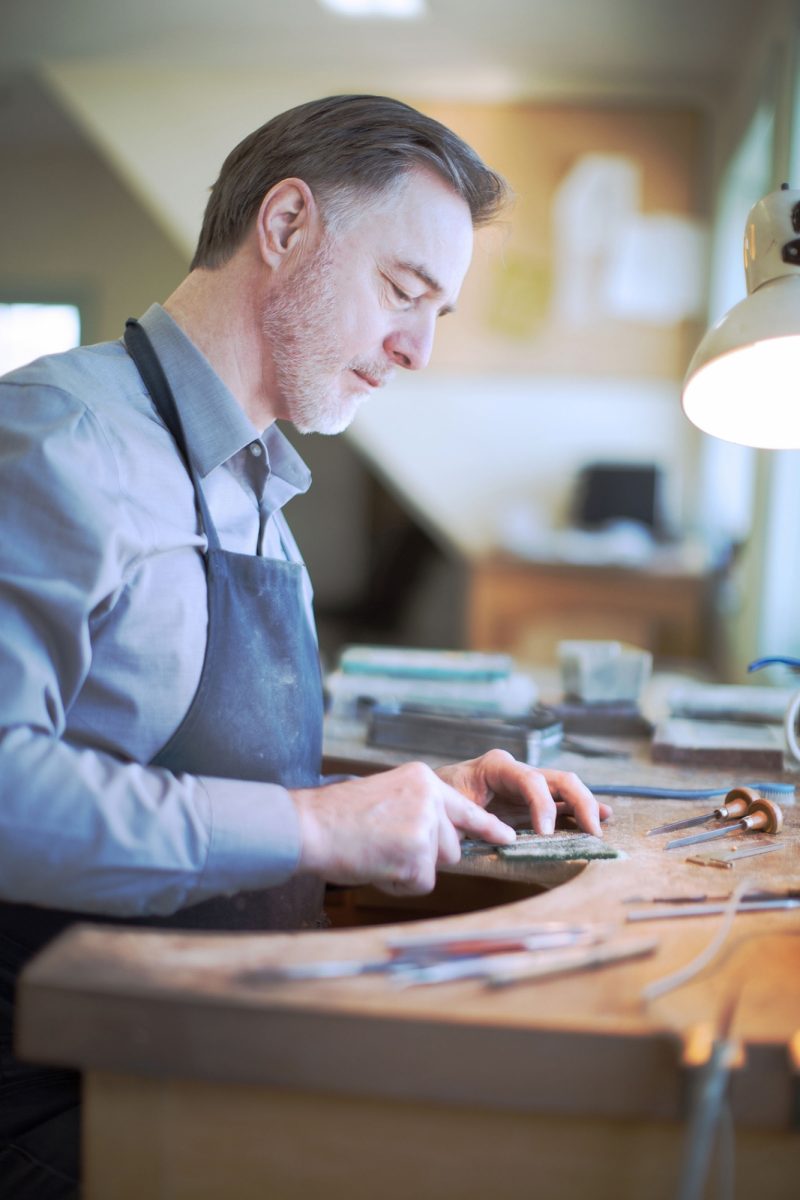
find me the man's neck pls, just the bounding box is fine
[163,263,278,431]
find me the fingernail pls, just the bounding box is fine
[540,817,555,836]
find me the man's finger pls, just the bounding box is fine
[442,787,516,844]
[476,756,606,837]
[541,769,606,836]
[436,807,464,866]
[555,797,614,822]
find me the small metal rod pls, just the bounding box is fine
[627,898,800,922]
[722,843,781,862]
[685,855,733,870]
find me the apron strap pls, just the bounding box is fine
[124,318,221,551]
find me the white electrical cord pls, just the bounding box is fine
[642,877,753,1003]
[784,690,800,764]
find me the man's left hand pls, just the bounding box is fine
[435,749,611,838]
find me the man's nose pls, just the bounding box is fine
[384,315,436,371]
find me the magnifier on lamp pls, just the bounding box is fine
[682,183,800,449]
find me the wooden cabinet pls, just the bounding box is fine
[466,553,717,665]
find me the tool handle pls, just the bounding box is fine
[715,786,759,821]
[741,797,784,834]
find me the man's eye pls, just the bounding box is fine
[390,281,412,303]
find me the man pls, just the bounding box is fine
[0,94,610,1195]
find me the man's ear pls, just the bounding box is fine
[256,178,320,269]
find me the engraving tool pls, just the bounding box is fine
[665,796,783,851]
[646,786,760,837]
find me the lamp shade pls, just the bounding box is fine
[681,187,800,448]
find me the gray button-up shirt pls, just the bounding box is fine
[0,304,314,916]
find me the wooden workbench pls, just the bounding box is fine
[16,733,800,1199]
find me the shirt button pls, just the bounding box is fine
[249,441,263,457]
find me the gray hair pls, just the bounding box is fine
[191,94,508,270]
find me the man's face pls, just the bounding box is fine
[261,168,474,435]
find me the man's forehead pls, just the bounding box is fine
[376,175,473,279]
[360,169,471,231]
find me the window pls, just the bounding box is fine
[0,303,81,375]
[697,103,776,548]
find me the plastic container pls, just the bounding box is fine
[558,640,652,704]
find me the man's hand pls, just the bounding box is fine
[290,752,609,895]
[436,748,612,838]
[291,761,515,895]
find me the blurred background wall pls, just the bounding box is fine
[1,0,796,679]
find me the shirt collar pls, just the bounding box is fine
[135,303,311,496]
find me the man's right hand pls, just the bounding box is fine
[290,762,516,896]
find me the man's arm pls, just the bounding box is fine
[0,379,301,916]
[291,752,611,896]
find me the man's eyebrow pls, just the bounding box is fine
[393,259,456,315]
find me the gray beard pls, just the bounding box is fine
[261,241,354,436]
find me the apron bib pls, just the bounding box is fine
[123,318,325,931]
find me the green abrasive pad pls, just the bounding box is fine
[484,830,624,861]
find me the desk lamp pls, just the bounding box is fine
[681,184,800,448]
[683,183,800,733]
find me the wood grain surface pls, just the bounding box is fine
[15,730,800,1198]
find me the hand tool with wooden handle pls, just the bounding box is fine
[646,786,760,837]
[665,795,783,850]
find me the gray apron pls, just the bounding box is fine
[0,318,326,1194]
[123,316,326,932]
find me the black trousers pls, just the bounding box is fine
[0,926,80,1199]
[0,886,324,1199]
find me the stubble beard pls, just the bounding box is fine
[262,239,378,436]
